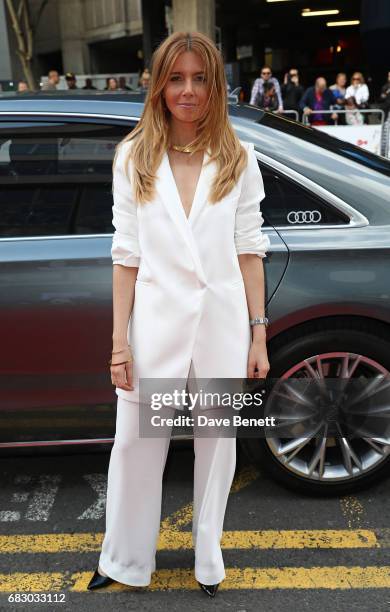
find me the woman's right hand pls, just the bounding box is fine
[110,347,134,391]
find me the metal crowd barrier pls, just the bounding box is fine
[301,108,385,127]
[382,115,390,158]
[230,91,389,158]
[300,109,387,156]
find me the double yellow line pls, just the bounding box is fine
[1,565,390,592]
[0,528,389,592]
[0,466,389,591]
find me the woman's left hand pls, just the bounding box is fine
[247,339,270,379]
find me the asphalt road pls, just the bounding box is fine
[0,442,389,612]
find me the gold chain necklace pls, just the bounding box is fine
[170,143,196,154]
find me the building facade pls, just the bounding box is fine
[1,0,389,102]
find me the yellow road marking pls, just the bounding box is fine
[0,573,66,592]
[160,504,193,532]
[230,464,262,493]
[71,566,390,590]
[0,529,381,553]
[160,465,260,532]
[220,529,379,550]
[340,495,366,529]
[0,467,388,594]
[1,567,390,592]
[158,529,380,550]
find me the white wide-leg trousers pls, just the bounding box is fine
[98,396,237,586]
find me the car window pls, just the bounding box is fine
[258,112,390,178]
[0,122,133,238]
[259,163,350,227]
[233,116,390,224]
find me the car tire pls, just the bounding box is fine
[240,317,390,496]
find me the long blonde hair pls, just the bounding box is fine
[351,71,365,85]
[113,31,248,205]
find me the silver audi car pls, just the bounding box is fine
[0,91,389,496]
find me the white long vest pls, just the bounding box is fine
[111,138,271,402]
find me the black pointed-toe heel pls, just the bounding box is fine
[198,581,219,597]
[87,567,115,590]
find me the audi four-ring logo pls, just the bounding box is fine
[287,210,322,224]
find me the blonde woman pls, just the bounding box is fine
[87,31,270,598]
[345,72,370,108]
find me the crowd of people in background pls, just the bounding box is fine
[16,68,151,94]
[249,65,390,124]
[15,64,390,124]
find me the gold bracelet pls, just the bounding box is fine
[112,344,131,354]
[108,358,132,366]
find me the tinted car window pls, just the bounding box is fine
[233,113,390,224]
[0,122,133,238]
[259,112,390,178]
[260,164,349,227]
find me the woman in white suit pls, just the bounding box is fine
[87,30,270,598]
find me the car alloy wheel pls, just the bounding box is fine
[241,321,390,495]
[266,351,390,483]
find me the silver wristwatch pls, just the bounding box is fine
[249,316,269,327]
